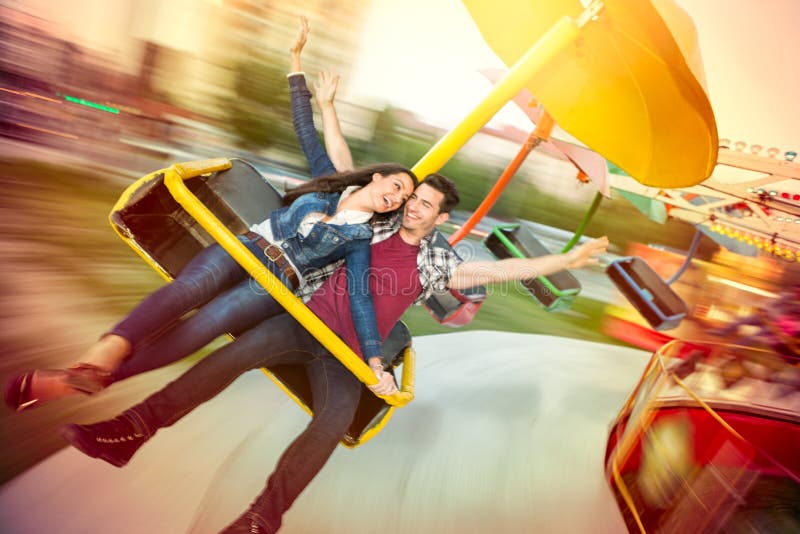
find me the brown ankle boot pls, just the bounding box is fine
[60,412,148,467]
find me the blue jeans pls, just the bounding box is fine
[125,314,362,533]
[110,236,292,381]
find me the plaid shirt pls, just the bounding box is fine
[297,213,462,304]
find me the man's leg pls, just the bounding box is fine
[61,314,317,466]
[230,353,362,533]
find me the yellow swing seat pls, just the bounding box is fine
[109,157,415,447]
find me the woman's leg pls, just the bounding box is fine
[113,280,286,381]
[86,241,251,370]
[5,241,252,410]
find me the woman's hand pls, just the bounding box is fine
[289,16,309,73]
[367,359,398,396]
[314,67,354,170]
[368,369,398,396]
[313,69,340,109]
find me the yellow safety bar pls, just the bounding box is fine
[162,157,415,407]
[412,15,579,178]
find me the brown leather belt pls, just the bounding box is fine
[244,231,299,288]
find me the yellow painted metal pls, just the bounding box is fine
[399,346,416,400]
[462,0,718,188]
[411,16,578,179]
[162,161,414,407]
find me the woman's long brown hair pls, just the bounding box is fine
[282,163,417,208]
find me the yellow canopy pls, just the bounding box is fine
[462,0,718,188]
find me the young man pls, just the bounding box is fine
[61,173,607,533]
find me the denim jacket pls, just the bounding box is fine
[269,76,382,359]
[272,192,372,273]
[289,73,337,179]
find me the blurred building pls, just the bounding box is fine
[2,0,373,164]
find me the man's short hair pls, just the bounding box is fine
[421,174,460,214]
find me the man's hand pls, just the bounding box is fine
[563,236,609,269]
[289,16,309,72]
[367,361,398,396]
[449,235,611,289]
[313,70,340,109]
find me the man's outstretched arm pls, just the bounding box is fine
[448,237,609,289]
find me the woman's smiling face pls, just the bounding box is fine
[369,172,415,213]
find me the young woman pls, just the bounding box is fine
[5,55,417,412]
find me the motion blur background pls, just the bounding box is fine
[1,0,798,488]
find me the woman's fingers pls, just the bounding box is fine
[290,16,309,54]
[367,370,398,395]
[313,70,341,104]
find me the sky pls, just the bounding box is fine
[350,0,800,157]
[11,0,800,157]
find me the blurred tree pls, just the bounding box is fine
[223,57,294,150]
[352,105,503,213]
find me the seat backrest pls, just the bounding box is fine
[380,321,412,367]
[204,158,284,228]
[110,158,282,278]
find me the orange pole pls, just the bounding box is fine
[448,112,555,245]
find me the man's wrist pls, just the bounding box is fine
[561,251,573,270]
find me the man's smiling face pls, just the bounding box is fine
[401,183,449,235]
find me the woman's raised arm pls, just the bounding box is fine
[288,16,337,177]
[313,70,354,172]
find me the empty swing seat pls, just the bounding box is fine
[483,224,581,310]
[606,256,687,331]
[423,232,487,326]
[424,286,486,327]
